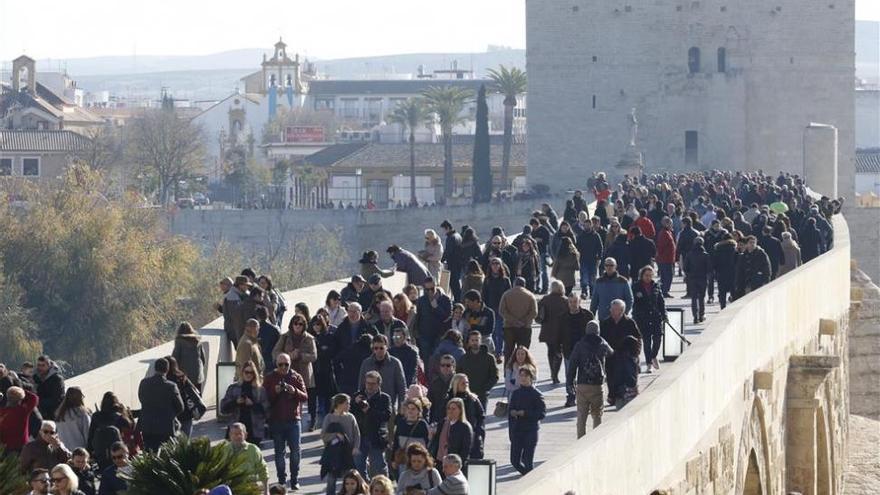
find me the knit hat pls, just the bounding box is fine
[586,321,600,336]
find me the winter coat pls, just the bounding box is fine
[562,309,594,358]
[428,375,452,423]
[428,419,473,462]
[235,334,264,379]
[550,230,576,259]
[551,248,580,288]
[314,331,340,397]
[415,290,453,344]
[778,238,803,276]
[273,332,317,388]
[508,385,546,433]
[712,239,738,293]
[600,316,642,355]
[575,229,604,267]
[799,223,822,262]
[498,286,538,329]
[351,390,393,449]
[222,288,246,344]
[34,366,65,421]
[631,280,666,337]
[390,343,420,386]
[441,231,464,271]
[676,227,699,261]
[340,283,363,306]
[536,292,569,343]
[358,356,407,406]
[446,391,485,459]
[481,274,512,315]
[459,240,482,267]
[136,374,184,438]
[462,273,485,296]
[735,246,772,296]
[56,408,91,451]
[590,272,634,320]
[419,240,444,281]
[758,233,784,278]
[566,334,614,386]
[319,420,356,479]
[171,335,206,387]
[605,235,631,278]
[627,234,657,278]
[0,390,38,451]
[392,249,432,286]
[514,250,541,292]
[683,245,711,290]
[220,382,270,441]
[457,346,499,400]
[655,228,676,264]
[20,436,71,472]
[634,216,656,240]
[334,335,373,397]
[258,321,281,373]
[361,262,395,280]
[335,316,373,352]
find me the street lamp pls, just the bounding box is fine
[467,459,497,495]
[355,168,363,207]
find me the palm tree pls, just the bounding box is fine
[388,98,431,206]
[0,446,28,495]
[423,86,472,200]
[487,65,527,192]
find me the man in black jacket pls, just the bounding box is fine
[440,220,464,302]
[33,356,64,421]
[351,370,392,478]
[457,332,499,410]
[676,217,699,298]
[735,236,772,298]
[627,226,657,280]
[575,218,604,299]
[757,225,784,280]
[136,358,184,452]
[389,327,420,387]
[683,237,711,324]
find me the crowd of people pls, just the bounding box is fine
[0,169,839,494]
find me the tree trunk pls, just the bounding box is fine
[443,131,454,200]
[502,103,514,192]
[409,131,417,206]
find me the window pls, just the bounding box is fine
[22,158,39,177]
[0,158,11,176]
[685,131,698,166]
[717,47,727,72]
[688,47,701,74]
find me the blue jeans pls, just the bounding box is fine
[271,420,302,484]
[355,440,388,479]
[492,316,504,358]
[659,262,674,295]
[579,260,598,295]
[510,429,538,475]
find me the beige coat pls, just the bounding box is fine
[419,240,444,281]
[272,332,318,388]
[234,334,264,379]
[498,286,538,329]
[778,238,802,276]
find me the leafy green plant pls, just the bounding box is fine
[122,435,260,495]
[0,446,29,495]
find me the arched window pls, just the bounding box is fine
[688,47,701,74]
[717,47,727,73]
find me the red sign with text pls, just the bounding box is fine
[285,126,326,143]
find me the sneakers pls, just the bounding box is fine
[290,481,301,491]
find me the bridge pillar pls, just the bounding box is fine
[803,123,838,199]
[785,355,840,495]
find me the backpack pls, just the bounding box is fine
[92,424,122,468]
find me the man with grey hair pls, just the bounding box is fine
[600,299,642,407]
[20,420,71,472]
[235,318,264,379]
[427,453,469,495]
[222,423,268,492]
[590,257,634,320]
[370,300,407,339]
[336,302,369,352]
[567,321,614,437]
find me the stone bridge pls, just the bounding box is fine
[69,212,861,495]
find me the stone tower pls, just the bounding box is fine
[12,55,36,94]
[526,0,855,198]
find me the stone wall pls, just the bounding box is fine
[849,267,880,419]
[505,214,852,494]
[847,206,880,282]
[526,0,855,198]
[165,200,547,267]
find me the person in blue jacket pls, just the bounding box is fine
[507,365,546,476]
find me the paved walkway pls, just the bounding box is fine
[194,270,717,494]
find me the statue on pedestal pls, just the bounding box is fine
[628,107,638,147]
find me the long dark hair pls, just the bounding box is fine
[177,321,197,336]
[338,469,369,495]
[56,386,88,420]
[295,302,311,322]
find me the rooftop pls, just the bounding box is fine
[308,78,489,96]
[0,130,92,152]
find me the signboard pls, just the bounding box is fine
[285,125,325,143]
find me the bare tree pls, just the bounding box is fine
[76,126,126,172]
[128,108,205,205]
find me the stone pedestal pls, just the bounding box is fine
[615,146,644,181]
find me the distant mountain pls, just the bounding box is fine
[22,49,525,102]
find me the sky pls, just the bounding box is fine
[0,0,876,61]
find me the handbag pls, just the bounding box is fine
[392,421,422,467]
[493,388,510,418]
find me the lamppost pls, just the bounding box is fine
[467,459,497,495]
[355,168,363,207]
